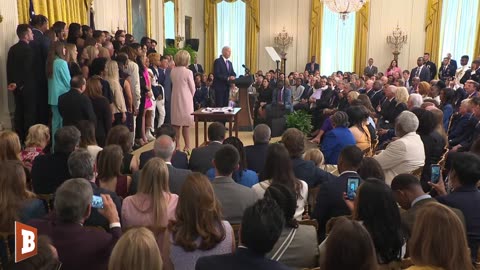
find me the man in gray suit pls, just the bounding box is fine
[391,174,465,236]
[189,122,226,174]
[131,135,191,195]
[154,135,191,194]
[211,145,258,224]
[363,58,378,76]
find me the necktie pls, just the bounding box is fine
[226,61,230,72]
[278,89,283,102]
[195,64,198,72]
[416,67,420,77]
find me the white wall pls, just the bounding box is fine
[367,0,428,73]
[93,0,128,36]
[0,0,20,129]
[258,0,311,73]
[181,0,205,65]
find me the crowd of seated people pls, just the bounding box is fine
[3,15,480,270]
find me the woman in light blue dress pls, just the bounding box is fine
[46,41,71,145]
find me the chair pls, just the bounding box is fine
[0,232,14,269]
[230,224,241,247]
[37,193,54,212]
[298,219,318,231]
[411,166,423,178]
[306,187,321,217]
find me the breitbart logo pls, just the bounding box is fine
[15,222,37,262]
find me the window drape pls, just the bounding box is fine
[308,0,324,67]
[424,0,443,65]
[438,0,479,62]
[216,1,246,75]
[353,2,369,75]
[320,5,356,75]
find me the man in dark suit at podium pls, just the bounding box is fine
[213,46,236,107]
[305,55,320,75]
[188,56,204,75]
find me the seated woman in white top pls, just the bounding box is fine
[169,173,234,270]
[252,143,308,220]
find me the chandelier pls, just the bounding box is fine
[386,24,408,61]
[321,0,368,21]
[274,27,293,58]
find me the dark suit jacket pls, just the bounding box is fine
[245,143,269,175]
[29,218,122,270]
[378,98,398,128]
[425,61,437,79]
[471,68,480,83]
[212,56,236,106]
[30,28,49,92]
[363,65,378,76]
[439,64,456,81]
[291,158,334,187]
[194,86,209,109]
[368,90,384,110]
[211,176,258,224]
[139,149,189,169]
[305,62,320,74]
[189,142,223,174]
[312,171,361,240]
[315,87,335,109]
[402,197,465,236]
[410,66,431,83]
[166,164,191,194]
[7,40,34,94]
[196,248,291,270]
[31,152,71,194]
[84,182,122,230]
[449,113,472,144]
[58,89,96,127]
[188,63,204,75]
[437,185,480,258]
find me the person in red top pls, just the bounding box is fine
[21,124,50,171]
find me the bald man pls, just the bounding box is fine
[212,46,236,107]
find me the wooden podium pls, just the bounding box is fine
[234,76,254,131]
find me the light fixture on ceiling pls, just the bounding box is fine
[321,0,368,21]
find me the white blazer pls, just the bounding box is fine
[374,132,425,185]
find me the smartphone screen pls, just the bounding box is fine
[91,195,104,209]
[346,178,360,200]
[431,165,441,184]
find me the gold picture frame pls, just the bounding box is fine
[126,0,151,38]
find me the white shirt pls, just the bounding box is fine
[251,179,308,220]
[411,194,432,207]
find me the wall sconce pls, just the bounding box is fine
[274,27,293,59]
[386,24,408,61]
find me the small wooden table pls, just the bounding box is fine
[191,108,241,147]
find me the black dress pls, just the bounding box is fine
[89,96,112,147]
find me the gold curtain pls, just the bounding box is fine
[353,2,370,74]
[424,0,443,64]
[29,0,88,26]
[17,0,30,24]
[127,0,133,33]
[474,2,480,59]
[308,0,323,65]
[204,0,219,74]
[245,0,259,73]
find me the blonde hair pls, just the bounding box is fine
[174,50,190,67]
[108,227,163,270]
[148,53,160,66]
[395,87,409,104]
[418,81,431,97]
[409,202,473,270]
[304,148,325,166]
[0,131,21,161]
[138,158,170,226]
[25,124,50,148]
[65,43,78,63]
[82,45,99,66]
[348,91,360,101]
[98,46,110,59]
